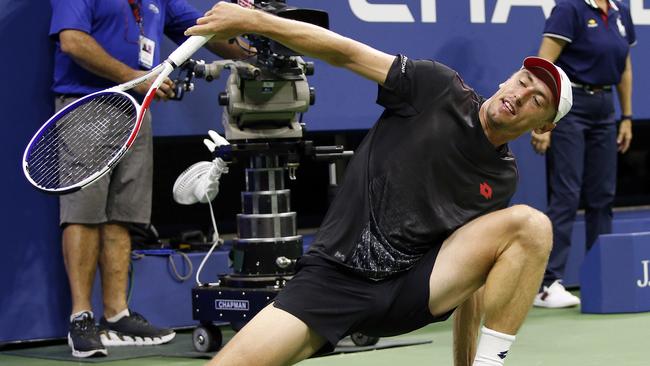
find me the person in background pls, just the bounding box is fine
[49,0,249,358]
[530,0,635,308]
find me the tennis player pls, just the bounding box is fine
[186,2,572,365]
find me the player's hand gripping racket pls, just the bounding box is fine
[22,35,213,194]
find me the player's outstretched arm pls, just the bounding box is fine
[185,1,394,85]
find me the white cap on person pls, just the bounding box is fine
[523,57,573,124]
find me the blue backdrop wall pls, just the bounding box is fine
[2,0,648,342]
[153,0,650,135]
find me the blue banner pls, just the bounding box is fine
[152,0,650,135]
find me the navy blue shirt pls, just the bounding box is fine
[307,56,518,280]
[543,0,635,86]
[50,0,201,95]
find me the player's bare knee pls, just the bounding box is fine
[508,205,552,258]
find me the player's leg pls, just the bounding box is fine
[206,303,326,366]
[427,204,552,334]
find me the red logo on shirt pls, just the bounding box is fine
[480,182,493,199]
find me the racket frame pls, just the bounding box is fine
[22,90,140,194]
[23,35,213,194]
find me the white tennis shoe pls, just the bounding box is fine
[533,280,580,308]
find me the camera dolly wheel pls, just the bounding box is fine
[193,323,223,352]
[350,332,380,347]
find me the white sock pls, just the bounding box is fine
[473,326,516,366]
[70,310,93,322]
[106,308,130,323]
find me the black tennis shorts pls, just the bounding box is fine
[273,247,454,353]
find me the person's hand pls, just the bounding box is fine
[617,119,633,153]
[185,2,254,39]
[530,130,551,154]
[131,70,176,101]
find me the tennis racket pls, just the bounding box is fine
[22,35,213,194]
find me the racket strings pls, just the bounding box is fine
[31,97,130,170]
[26,93,137,190]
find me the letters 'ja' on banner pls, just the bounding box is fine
[581,232,650,314]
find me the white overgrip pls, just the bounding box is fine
[167,35,214,67]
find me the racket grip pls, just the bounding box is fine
[167,35,214,67]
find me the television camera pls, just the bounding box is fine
[169,0,371,351]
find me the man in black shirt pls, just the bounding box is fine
[186,3,573,366]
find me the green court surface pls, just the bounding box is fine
[1,304,647,366]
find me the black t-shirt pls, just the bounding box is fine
[306,55,518,279]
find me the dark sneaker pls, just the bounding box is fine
[68,311,108,358]
[99,310,176,346]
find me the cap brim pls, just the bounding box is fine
[523,56,561,110]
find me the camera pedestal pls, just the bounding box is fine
[191,150,301,351]
[184,10,357,348]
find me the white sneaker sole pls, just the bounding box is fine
[100,330,176,346]
[533,297,580,308]
[68,334,108,358]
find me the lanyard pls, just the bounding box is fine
[127,0,144,34]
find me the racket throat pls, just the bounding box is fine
[142,88,158,112]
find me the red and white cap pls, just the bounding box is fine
[523,56,573,124]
